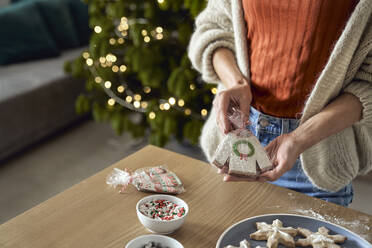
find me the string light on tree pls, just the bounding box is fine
[151,26,164,40]
[106,54,117,63]
[123,24,129,30]
[104,81,112,88]
[82,52,90,59]
[178,99,185,107]
[144,36,150,43]
[190,84,195,90]
[141,29,148,36]
[201,109,208,116]
[117,38,124,44]
[133,101,141,108]
[134,94,142,101]
[144,86,151,93]
[157,0,164,4]
[95,76,102,83]
[149,111,156,119]
[164,103,171,110]
[159,103,165,110]
[86,58,93,66]
[108,98,115,106]
[112,65,119,72]
[126,95,133,103]
[109,38,116,45]
[185,109,191,115]
[168,97,176,105]
[120,65,127,72]
[211,87,217,94]
[94,26,102,33]
[156,27,163,33]
[141,101,148,108]
[99,57,106,64]
[117,85,125,93]
[118,22,129,31]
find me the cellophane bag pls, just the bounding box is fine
[212,108,273,178]
[106,165,185,194]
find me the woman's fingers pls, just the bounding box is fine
[218,166,257,181]
[260,134,299,182]
[217,165,229,174]
[219,91,232,133]
[264,145,275,163]
[217,113,230,134]
[261,141,280,181]
[259,159,287,181]
[214,91,232,133]
[265,138,280,162]
[239,97,251,121]
[223,175,257,182]
[213,83,253,134]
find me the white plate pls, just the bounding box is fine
[216,214,371,248]
[126,234,183,248]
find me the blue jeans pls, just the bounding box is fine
[248,107,353,206]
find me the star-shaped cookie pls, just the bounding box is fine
[225,239,251,248]
[224,239,266,248]
[296,227,347,248]
[250,219,297,248]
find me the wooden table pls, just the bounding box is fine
[0,145,371,247]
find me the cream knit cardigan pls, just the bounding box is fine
[188,0,372,192]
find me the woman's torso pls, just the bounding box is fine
[242,0,358,118]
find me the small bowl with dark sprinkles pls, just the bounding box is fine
[136,195,189,234]
[125,234,183,248]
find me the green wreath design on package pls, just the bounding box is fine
[233,140,255,158]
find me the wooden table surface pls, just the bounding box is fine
[0,145,371,247]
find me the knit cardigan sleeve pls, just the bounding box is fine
[303,43,372,192]
[344,50,372,126]
[302,44,372,192]
[188,0,235,84]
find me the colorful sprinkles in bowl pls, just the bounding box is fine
[139,199,186,221]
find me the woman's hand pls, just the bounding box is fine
[213,80,252,134]
[218,166,258,182]
[218,93,363,183]
[258,133,301,181]
[221,133,302,182]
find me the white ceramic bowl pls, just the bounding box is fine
[136,194,189,234]
[125,234,184,248]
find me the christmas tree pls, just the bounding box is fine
[65,0,214,147]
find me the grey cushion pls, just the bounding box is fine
[0,47,87,160]
[0,0,10,7]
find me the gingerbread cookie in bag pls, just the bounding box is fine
[213,108,273,178]
[106,166,185,194]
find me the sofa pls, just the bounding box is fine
[0,0,90,161]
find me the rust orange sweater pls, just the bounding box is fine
[243,0,357,118]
